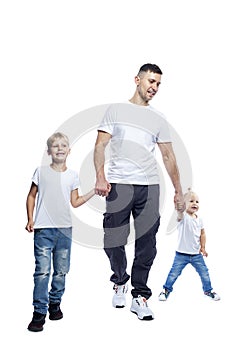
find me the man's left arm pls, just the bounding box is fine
[158,142,185,211]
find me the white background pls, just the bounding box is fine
[1,1,232,349]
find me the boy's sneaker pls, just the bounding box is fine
[130,295,154,320]
[158,288,170,301]
[28,311,46,332]
[204,290,221,301]
[48,303,63,320]
[112,284,128,308]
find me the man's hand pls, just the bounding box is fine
[174,192,185,212]
[95,179,111,197]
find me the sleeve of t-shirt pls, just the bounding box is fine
[177,211,186,226]
[156,114,172,143]
[72,171,80,191]
[199,217,204,229]
[98,104,116,135]
[32,167,39,186]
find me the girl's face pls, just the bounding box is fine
[48,137,70,163]
[185,193,199,216]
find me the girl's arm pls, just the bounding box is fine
[177,210,184,222]
[200,228,208,257]
[25,183,38,232]
[70,188,95,208]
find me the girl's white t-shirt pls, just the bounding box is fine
[177,212,204,254]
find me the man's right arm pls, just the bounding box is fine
[94,131,112,196]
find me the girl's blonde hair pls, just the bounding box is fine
[46,132,70,150]
[184,187,196,201]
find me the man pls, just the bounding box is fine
[94,63,184,320]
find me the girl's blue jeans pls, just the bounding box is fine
[33,227,72,314]
[163,251,212,293]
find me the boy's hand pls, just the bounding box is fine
[25,220,34,232]
[95,179,111,197]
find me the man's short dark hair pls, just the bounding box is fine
[138,63,163,76]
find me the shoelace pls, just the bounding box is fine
[114,284,127,295]
[136,296,148,307]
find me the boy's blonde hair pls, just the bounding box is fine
[47,132,70,150]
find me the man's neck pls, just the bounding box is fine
[129,94,149,106]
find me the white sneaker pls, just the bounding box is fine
[204,290,221,301]
[158,288,170,301]
[112,284,128,308]
[130,295,154,320]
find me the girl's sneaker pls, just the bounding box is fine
[158,288,170,301]
[204,290,220,301]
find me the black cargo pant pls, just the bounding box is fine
[103,183,160,299]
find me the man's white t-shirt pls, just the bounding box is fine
[98,102,171,185]
[176,212,204,254]
[32,166,79,228]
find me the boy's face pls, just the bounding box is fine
[48,137,70,163]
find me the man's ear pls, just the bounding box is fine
[135,75,140,86]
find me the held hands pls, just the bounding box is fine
[95,179,111,197]
[174,191,185,221]
[174,192,185,212]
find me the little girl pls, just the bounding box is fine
[158,188,220,301]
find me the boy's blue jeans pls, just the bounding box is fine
[163,251,213,293]
[33,228,72,314]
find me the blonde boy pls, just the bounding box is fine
[26,132,95,332]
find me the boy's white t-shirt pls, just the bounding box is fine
[32,166,79,228]
[98,102,171,185]
[176,212,204,254]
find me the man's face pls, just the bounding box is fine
[135,71,162,103]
